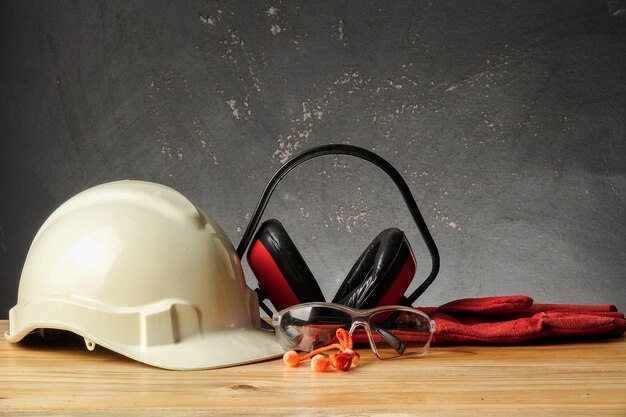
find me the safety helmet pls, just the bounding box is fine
[5,180,284,370]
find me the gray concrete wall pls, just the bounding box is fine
[1,0,625,317]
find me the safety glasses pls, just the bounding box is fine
[272,303,435,359]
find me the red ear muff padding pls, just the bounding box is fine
[331,228,416,309]
[247,219,325,311]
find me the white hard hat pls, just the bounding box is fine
[5,180,284,370]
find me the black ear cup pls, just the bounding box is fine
[332,228,416,309]
[247,219,325,311]
[248,222,417,311]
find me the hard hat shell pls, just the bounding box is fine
[5,180,284,370]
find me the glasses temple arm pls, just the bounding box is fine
[368,323,407,355]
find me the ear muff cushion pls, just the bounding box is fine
[332,228,416,309]
[247,219,325,311]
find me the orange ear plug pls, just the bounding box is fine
[282,328,359,372]
[310,354,330,371]
[282,350,300,367]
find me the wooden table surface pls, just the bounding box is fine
[1,320,625,416]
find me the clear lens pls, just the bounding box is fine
[275,304,433,359]
[276,306,352,352]
[368,310,432,359]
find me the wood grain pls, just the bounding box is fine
[1,320,625,416]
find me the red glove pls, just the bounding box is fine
[419,295,626,344]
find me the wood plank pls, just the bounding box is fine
[1,321,625,416]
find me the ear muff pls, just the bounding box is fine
[247,219,326,311]
[331,228,416,309]
[238,144,441,313]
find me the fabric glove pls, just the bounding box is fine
[418,295,626,344]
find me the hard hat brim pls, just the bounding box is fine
[6,322,285,371]
[104,327,286,370]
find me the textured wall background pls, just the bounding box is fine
[1,1,625,317]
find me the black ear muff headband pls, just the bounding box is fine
[237,144,440,315]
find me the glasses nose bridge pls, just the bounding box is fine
[348,320,370,334]
[348,319,384,359]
